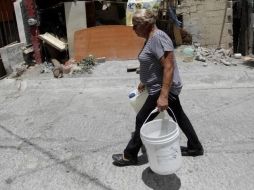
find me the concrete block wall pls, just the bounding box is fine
[177,0,233,49]
[0,43,25,75]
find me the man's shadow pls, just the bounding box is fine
[142,167,181,190]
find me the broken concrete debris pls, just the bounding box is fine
[40,55,103,78]
[185,43,240,66]
[195,52,206,62]
[51,58,64,78]
[220,59,231,66]
[0,42,25,75]
[0,42,34,78]
[15,66,27,77]
[2,64,27,79]
[127,44,243,75]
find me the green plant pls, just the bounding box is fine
[78,55,95,73]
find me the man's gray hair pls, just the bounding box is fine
[132,9,157,25]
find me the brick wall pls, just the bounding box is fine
[177,0,233,49]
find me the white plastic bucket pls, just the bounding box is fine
[140,108,182,175]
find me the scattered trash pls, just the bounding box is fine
[182,47,194,62]
[195,52,206,62]
[40,61,54,74]
[234,53,242,59]
[220,59,231,66]
[39,54,103,78]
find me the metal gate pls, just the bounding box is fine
[0,0,20,48]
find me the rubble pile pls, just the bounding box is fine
[192,43,239,66]
[6,64,28,78]
[40,55,98,78]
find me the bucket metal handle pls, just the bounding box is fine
[142,107,178,126]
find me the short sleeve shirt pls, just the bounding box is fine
[138,29,182,95]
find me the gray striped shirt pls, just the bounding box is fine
[138,29,182,95]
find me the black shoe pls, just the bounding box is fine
[112,154,137,166]
[181,146,204,157]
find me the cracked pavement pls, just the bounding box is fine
[0,56,254,190]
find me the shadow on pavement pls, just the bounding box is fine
[142,167,181,190]
[137,153,148,165]
[242,60,254,69]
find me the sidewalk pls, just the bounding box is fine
[0,58,254,190]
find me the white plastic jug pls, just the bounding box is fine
[128,89,166,119]
[140,108,182,175]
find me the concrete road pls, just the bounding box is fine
[0,57,254,190]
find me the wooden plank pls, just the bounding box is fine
[74,25,145,61]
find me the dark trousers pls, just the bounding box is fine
[124,92,202,160]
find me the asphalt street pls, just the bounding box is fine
[0,55,254,190]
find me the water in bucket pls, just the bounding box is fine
[140,110,182,175]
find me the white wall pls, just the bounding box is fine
[64,2,87,58]
[13,0,27,44]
